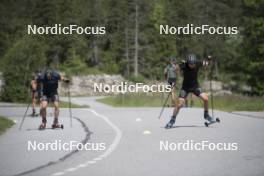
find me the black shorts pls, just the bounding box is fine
[41,93,59,102]
[168,78,177,86]
[31,90,36,96]
[31,90,38,98]
[37,90,42,99]
[32,90,42,98]
[179,87,202,98]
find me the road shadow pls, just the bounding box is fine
[26,128,63,131]
[161,125,206,129]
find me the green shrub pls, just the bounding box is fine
[1,36,46,102]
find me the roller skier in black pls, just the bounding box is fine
[165,54,216,128]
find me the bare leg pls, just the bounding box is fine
[190,93,194,107]
[171,86,176,107]
[199,92,215,121]
[53,101,59,124]
[172,98,186,117]
[32,92,36,114]
[185,97,188,107]
[40,100,48,124]
[199,93,209,112]
[166,97,185,128]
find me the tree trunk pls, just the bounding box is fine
[134,1,139,76]
[93,39,99,66]
[125,27,130,76]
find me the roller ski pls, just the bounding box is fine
[51,119,64,129]
[204,113,220,127]
[165,117,175,129]
[39,118,47,130]
[30,109,39,117]
[30,112,39,117]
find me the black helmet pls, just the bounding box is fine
[187,54,197,64]
[45,69,53,78]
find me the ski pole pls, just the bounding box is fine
[67,84,73,127]
[19,88,32,131]
[158,83,176,119]
[158,91,171,119]
[210,68,215,118]
[19,83,32,131]
[209,58,215,118]
[19,101,31,130]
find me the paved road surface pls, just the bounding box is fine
[0,97,264,176]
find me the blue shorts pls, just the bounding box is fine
[41,93,59,102]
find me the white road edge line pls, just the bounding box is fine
[51,109,122,176]
[94,157,103,161]
[51,172,65,176]
[65,167,78,172]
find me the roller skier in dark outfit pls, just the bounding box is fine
[30,71,42,117]
[165,54,215,128]
[30,74,38,116]
[38,69,67,130]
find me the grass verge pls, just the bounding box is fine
[0,117,14,134]
[193,94,264,112]
[98,93,264,112]
[59,101,89,108]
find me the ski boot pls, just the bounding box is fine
[204,113,220,127]
[165,117,176,129]
[51,119,63,129]
[31,109,37,117]
[204,113,215,123]
[39,118,47,130]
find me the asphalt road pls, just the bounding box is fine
[0,97,264,176]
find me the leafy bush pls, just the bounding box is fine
[61,57,102,76]
[1,36,46,102]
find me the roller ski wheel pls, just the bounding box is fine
[165,118,175,129]
[38,123,46,130]
[30,113,39,117]
[30,109,39,117]
[205,117,220,127]
[51,123,64,129]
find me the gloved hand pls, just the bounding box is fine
[180,60,186,64]
[207,55,213,61]
[63,79,70,83]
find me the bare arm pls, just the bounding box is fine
[164,67,168,80]
[31,80,37,90]
[175,64,180,75]
[60,75,70,83]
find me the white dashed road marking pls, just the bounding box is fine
[52,172,65,176]
[143,130,151,135]
[136,118,142,122]
[77,164,87,168]
[51,109,122,176]
[65,167,78,172]
[94,157,103,161]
